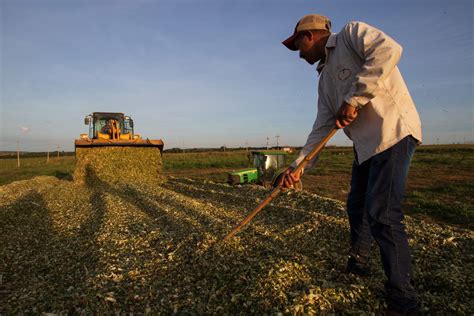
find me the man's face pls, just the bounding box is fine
[294,31,324,65]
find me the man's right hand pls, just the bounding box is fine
[277,166,302,190]
[335,102,358,129]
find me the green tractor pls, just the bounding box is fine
[228,150,302,190]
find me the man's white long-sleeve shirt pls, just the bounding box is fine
[292,21,422,169]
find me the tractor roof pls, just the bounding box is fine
[92,112,125,119]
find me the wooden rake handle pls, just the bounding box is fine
[223,127,338,241]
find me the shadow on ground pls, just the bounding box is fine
[1,171,472,314]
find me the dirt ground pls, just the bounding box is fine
[164,162,473,229]
[165,165,472,204]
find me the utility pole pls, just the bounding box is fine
[275,135,280,150]
[16,140,20,168]
[57,145,60,158]
[266,137,270,150]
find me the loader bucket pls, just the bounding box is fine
[74,139,165,186]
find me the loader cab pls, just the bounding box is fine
[84,112,135,140]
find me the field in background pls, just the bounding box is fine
[1,145,472,229]
[0,156,75,185]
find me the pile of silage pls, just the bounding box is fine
[0,176,472,314]
[74,146,165,186]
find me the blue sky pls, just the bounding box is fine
[1,0,473,151]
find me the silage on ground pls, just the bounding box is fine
[0,175,472,314]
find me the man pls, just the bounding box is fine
[278,14,422,315]
[100,119,112,135]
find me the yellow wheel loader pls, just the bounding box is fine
[74,112,165,186]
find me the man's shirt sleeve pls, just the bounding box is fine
[291,87,335,172]
[342,21,403,109]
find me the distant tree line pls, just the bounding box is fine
[163,146,302,153]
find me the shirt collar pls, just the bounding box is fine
[326,33,337,48]
[316,33,337,74]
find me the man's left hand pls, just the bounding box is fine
[274,166,302,191]
[335,102,358,129]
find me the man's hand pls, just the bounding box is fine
[276,166,302,190]
[335,102,358,129]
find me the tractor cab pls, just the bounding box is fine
[251,150,288,185]
[228,150,301,189]
[83,112,136,141]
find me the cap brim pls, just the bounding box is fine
[282,33,298,51]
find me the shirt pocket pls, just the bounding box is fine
[335,59,357,100]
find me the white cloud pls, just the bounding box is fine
[20,126,31,133]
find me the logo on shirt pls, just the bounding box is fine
[338,68,352,81]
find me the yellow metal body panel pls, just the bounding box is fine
[97,132,110,139]
[120,133,132,140]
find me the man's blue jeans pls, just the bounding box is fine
[347,135,418,312]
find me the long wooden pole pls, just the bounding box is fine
[223,127,338,241]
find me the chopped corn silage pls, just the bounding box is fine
[74,146,164,186]
[0,176,472,314]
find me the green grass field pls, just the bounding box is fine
[0,156,75,185]
[1,145,473,229]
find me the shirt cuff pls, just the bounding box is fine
[290,160,299,169]
[290,155,308,174]
[344,95,371,110]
